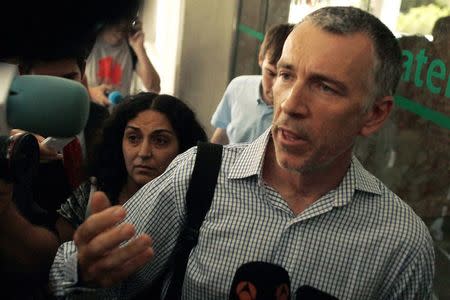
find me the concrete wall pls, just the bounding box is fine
[176,0,239,137]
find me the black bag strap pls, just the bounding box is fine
[164,142,223,300]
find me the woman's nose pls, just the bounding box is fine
[138,141,152,158]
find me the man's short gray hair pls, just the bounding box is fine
[304,6,402,109]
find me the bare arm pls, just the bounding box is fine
[210,128,229,145]
[129,31,161,93]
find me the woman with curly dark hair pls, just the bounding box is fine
[55,92,207,242]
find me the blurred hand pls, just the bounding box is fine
[88,84,112,107]
[128,31,145,53]
[10,129,62,161]
[75,191,153,287]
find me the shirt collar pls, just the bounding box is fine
[332,155,382,207]
[228,127,271,179]
[229,128,382,206]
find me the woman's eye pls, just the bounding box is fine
[127,134,140,144]
[153,136,169,146]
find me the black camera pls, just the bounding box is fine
[129,18,143,35]
[0,133,40,182]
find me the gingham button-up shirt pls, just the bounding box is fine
[50,129,434,299]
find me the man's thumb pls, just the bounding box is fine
[85,191,111,219]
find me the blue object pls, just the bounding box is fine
[108,91,123,105]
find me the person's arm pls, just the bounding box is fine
[49,148,195,298]
[211,80,236,144]
[0,180,60,277]
[379,225,435,300]
[210,128,229,145]
[129,31,161,93]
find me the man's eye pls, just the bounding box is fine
[317,82,338,95]
[268,71,276,77]
[278,72,291,81]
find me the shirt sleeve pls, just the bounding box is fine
[211,80,236,129]
[380,223,435,300]
[49,148,197,298]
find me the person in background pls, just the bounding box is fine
[210,23,294,144]
[86,15,161,107]
[50,7,435,299]
[56,92,207,241]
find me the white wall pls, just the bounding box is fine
[371,0,402,34]
[141,0,185,95]
[142,0,239,138]
[177,0,238,137]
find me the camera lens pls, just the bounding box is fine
[129,19,142,34]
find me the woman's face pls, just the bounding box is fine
[101,22,129,46]
[122,109,180,188]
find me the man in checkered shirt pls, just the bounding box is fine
[50,6,435,299]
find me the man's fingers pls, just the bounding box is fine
[90,191,112,214]
[73,205,126,246]
[9,129,24,136]
[82,234,153,286]
[97,249,154,287]
[94,234,152,272]
[83,223,136,259]
[101,245,154,287]
[39,144,63,161]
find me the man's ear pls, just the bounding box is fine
[359,96,393,137]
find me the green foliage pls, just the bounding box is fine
[401,0,449,12]
[397,3,450,35]
[435,0,449,8]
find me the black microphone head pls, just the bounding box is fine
[295,285,338,300]
[229,261,291,300]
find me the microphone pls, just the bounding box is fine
[0,63,90,137]
[229,261,291,300]
[295,286,338,300]
[107,90,123,105]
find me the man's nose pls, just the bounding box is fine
[280,81,309,117]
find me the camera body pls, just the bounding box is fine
[0,133,39,182]
[129,18,142,35]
